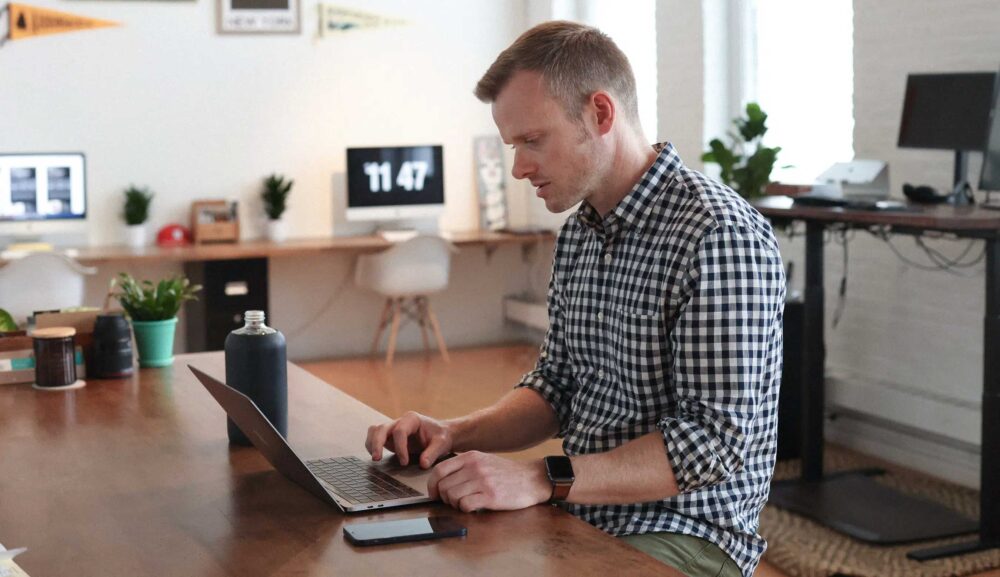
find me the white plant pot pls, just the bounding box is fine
[266,219,287,243]
[125,224,147,248]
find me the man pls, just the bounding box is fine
[366,20,785,577]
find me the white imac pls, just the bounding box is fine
[345,145,444,224]
[0,153,88,247]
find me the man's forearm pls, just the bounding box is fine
[566,432,680,505]
[445,388,560,453]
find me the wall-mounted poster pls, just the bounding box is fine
[318,4,408,37]
[474,136,508,231]
[218,0,300,34]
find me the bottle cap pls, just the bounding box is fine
[244,310,265,323]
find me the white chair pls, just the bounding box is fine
[355,235,456,365]
[0,252,97,327]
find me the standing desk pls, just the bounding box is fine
[754,196,1000,560]
[0,352,676,577]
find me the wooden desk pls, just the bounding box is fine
[754,196,1000,560]
[0,352,675,577]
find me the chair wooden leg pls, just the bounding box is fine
[385,298,402,366]
[424,299,450,363]
[370,298,393,356]
[417,296,431,353]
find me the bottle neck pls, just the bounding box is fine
[235,311,276,336]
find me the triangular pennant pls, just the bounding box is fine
[318,4,408,36]
[8,3,118,41]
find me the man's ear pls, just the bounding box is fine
[590,91,616,136]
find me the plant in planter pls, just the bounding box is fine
[701,102,783,199]
[110,273,201,367]
[262,173,293,243]
[122,185,154,248]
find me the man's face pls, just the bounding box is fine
[491,70,605,214]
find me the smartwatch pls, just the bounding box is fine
[543,455,575,502]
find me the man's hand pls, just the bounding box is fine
[365,411,453,468]
[427,451,551,512]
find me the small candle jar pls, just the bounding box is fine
[31,327,85,391]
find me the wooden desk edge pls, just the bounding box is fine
[1,231,556,265]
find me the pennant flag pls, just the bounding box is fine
[318,4,408,37]
[8,3,118,42]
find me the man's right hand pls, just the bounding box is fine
[365,411,455,468]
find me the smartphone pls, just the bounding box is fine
[343,516,467,546]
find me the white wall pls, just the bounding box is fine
[1,0,567,359]
[656,0,705,168]
[0,0,526,242]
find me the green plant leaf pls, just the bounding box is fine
[0,308,17,332]
[262,173,293,220]
[702,102,781,199]
[122,185,154,225]
[110,272,202,321]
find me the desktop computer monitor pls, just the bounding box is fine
[980,70,1000,193]
[345,145,444,222]
[897,72,996,202]
[0,152,87,243]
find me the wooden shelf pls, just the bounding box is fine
[1,230,555,265]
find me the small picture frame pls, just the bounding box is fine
[191,200,239,244]
[218,0,300,34]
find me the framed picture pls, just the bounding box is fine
[218,0,300,34]
[190,199,240,244]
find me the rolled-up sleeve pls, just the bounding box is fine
[659,225,785,493]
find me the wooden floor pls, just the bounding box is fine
[300,343,998,577]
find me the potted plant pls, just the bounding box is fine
[262,173,293,243]
[123,185,154,248]
[110,273,201,368]
[701,102,783,199]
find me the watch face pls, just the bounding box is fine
[545,456,574,482]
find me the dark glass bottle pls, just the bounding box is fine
[224,310,287,445]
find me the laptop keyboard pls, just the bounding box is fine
[306,456,422,503]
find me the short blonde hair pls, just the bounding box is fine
[474,21,640,126]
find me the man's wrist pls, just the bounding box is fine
[442,417,468,452]
[543,455,575,502]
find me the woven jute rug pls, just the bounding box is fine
[759,446,1000,577]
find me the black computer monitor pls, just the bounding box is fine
[980,71,1000,193]
[897,72,996,203]
[345,145,444,222]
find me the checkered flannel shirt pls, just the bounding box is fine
[516,142,785,577]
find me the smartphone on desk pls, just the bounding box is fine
[343,516,467,546]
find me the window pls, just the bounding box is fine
[579,0,658,140]
[752,0,854,182]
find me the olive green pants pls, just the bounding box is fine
[619,532,742,577]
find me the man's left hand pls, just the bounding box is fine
[427,451,551,512]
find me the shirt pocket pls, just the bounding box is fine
[610,307,669,398]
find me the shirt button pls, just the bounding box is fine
[597,312,604,322]
[603,253,612,265]
[598,369,605,378]
[576,423,584,431]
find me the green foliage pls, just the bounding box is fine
[0,308,17,332]
[262,173,294,220]
[123,185,154,225]
[701,102,783,199]
[110,273,202,321]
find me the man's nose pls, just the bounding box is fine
[511,150,534,180]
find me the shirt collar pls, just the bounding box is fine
[576,142,683,238]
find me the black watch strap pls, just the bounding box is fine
[544,455,574,502]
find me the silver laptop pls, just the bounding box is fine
[189,365,435,512]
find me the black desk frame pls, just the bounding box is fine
[776,215,999,560]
